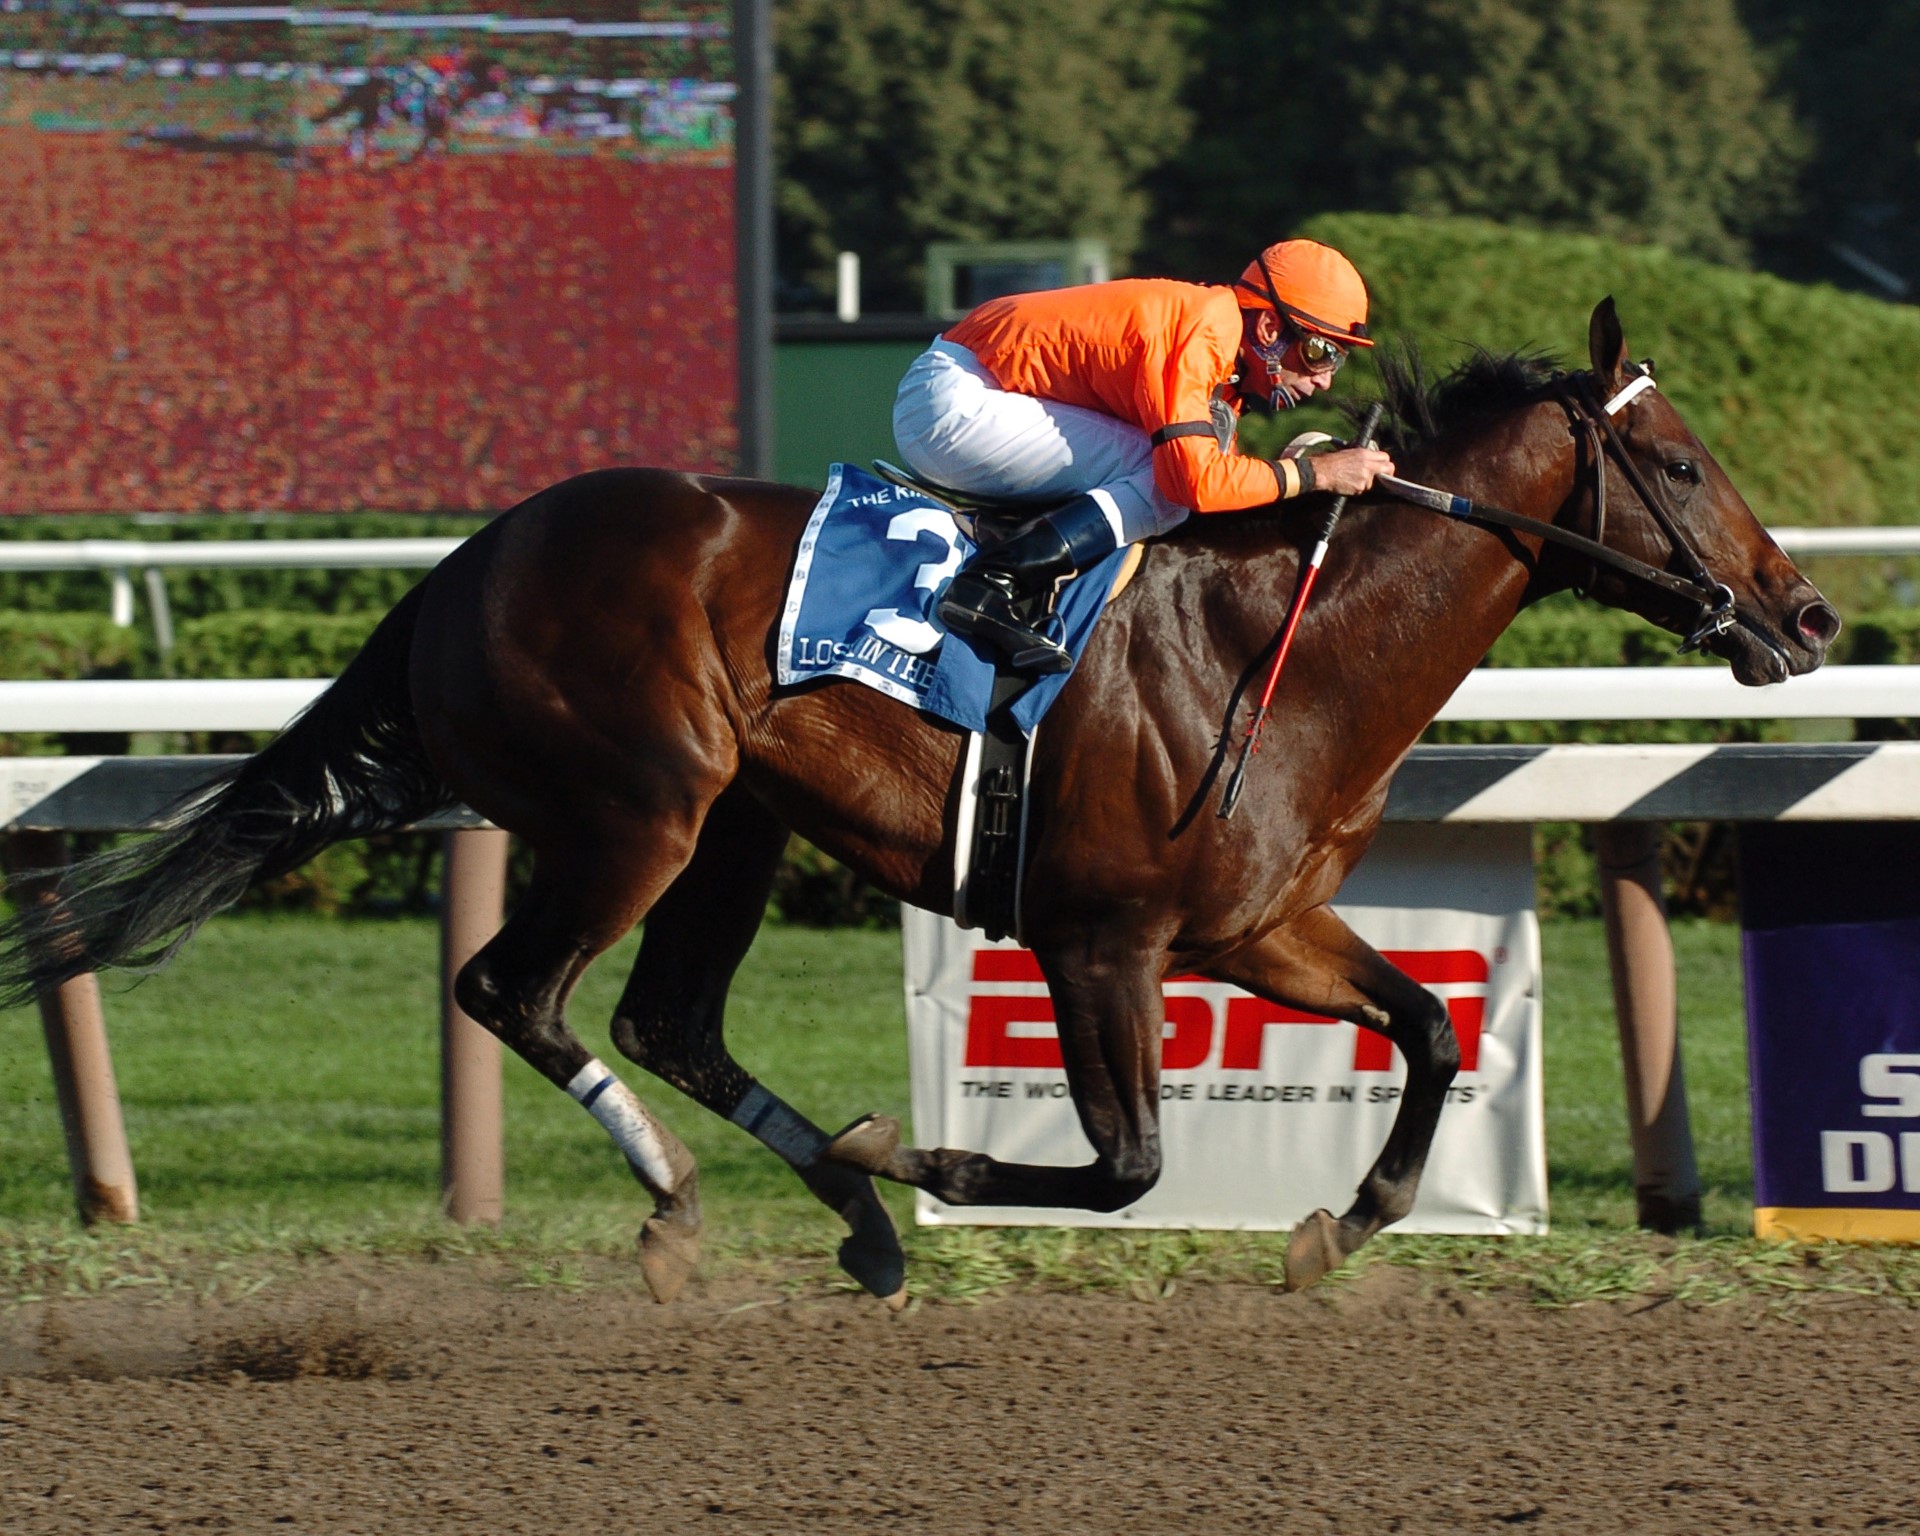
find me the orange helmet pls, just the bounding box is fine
[1234,240,1374,348]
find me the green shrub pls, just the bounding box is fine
[0,610,145,679]
[1292,212,1920,527]
[1235,214,1920,616]
[170,611,384,681]
[1844,608,1920,665]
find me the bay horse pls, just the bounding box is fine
[0,301,1836,1303]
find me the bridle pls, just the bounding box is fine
[1377,367,1740,655]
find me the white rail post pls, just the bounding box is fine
[1594,822,1702,1232]
[440,827,508,1224]
[5,832,139,1225]
[836,251,861,322]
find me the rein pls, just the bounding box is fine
[1376,370,1737,654]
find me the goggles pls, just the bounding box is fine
[1246,323,1347,410]
[1290,327,1348,375]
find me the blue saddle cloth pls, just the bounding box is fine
[775,464,1127,735]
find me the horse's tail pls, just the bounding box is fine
[0,581,456,1010]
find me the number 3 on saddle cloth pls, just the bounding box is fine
[775,463,1129,736]
[777,463,1133,938]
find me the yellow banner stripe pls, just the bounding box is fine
[1753,1207,1920,1243]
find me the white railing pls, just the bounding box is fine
[0,538,465,572]
[0,537,463,630]
[1433,665,1920,721]
[0,524,1909,630]
[1767,528,1920,556]
[0,526,1904,574]
[0,665,1913,733]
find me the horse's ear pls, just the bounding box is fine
[1588,296,1628,388]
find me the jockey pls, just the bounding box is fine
[893,239,1395,673]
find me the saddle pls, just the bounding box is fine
[872,459,1068,542]
[870,460,1142,943]
[873,458,1146,593]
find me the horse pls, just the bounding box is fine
[0,300,1837,1305]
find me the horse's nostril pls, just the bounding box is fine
[1796,601,1840,648]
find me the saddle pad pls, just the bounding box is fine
[776,463,1129,735]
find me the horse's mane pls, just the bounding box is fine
[1346,342,1568,454]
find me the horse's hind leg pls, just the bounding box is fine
[607,785,906,1304]
[454,828,708,1303]
[829,944,1170,1214]
[1207,904,1461,1290]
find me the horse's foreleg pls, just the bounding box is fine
[454,832,706,1304]
[829,951,1166,1214]
[606,786,905,1304]
[1208,905,1461,1290]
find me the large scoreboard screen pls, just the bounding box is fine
[0,2,735,513]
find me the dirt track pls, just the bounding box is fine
[2,1263,1915,1535]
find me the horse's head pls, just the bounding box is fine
[1573,297,1838,684]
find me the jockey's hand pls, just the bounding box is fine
[1311,447,1395,497]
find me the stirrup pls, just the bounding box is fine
[936,582,1074,675]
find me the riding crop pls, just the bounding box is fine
[1218,402,1385,820]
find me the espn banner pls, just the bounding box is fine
[904,824,1547,1233]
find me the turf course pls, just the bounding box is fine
[6,912,1917,1309]
[0,911,1739,1232]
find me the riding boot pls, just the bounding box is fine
[935,492,1122,674]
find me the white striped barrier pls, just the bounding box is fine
[2,744,1916,833]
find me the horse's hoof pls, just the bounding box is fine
[638,1213,700,1305]
[1282,1208,1347,1293]
[880,1287,909,1314]
[825,1114,902,1176]
[837,1227,907,1300]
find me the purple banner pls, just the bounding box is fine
[1740,824,1920,1216]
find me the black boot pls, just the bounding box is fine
[935,493,1122,674]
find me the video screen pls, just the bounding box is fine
[0,2,735,513]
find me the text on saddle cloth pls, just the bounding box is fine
[776,463,1129,735]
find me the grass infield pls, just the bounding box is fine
[3,914,1914,1308]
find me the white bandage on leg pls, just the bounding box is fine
[567,1058,678,1192]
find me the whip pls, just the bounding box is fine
[1218,402,1385,820]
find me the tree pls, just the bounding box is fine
[1740,0,1920,291]
[1146,0,1805,279]
[775,0,1192,312]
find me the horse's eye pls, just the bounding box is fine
[1665,459,1697,484]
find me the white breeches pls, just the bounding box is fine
[891,339,1192,545]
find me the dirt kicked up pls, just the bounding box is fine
[2,1262,1914,1534]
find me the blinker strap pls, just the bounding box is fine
[1602,373,1657,415]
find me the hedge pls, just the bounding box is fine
[169,610,385,681]
[1283,212,1920,532]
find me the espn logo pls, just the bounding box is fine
[963,948,1487,1073]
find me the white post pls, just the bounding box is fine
[836,251,861,323]
[109,568,135,627]
[142,567,176,658]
